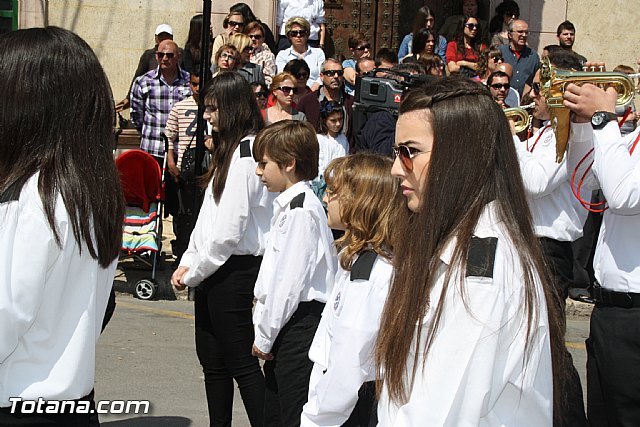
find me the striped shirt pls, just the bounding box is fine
[130,67,191,157]
[164,96,198,169]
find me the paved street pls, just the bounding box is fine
[95,287,592,426]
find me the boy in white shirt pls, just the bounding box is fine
[252,120,338,426]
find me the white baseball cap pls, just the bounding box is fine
[155,24,173,36]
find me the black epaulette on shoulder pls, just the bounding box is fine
[350,250,378,281]
[239,139,251,158]
[466,236,498,278]
[289,192,305,209]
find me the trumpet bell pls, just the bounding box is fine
[539,57,635,162]
[504,105,533,133]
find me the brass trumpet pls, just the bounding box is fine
[540,57,636,162]
[504,103,535,133]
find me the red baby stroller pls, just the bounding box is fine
[115,149,166,300]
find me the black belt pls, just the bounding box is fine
[592,284,640,309]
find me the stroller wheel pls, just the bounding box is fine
[135,279,157,300]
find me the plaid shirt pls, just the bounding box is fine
[130,67,191,157]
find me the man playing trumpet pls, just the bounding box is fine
[563,63,640,427]
[511,49,590,426]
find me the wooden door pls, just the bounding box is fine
[323,0,401,59]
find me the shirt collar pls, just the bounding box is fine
[439,201,502,265]
[274,181,309,210]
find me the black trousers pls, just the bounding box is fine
[538,238,588,427]
[195,255,265,427]
[0,391,99,426]
[587,304,640,426]
[264,301,323,427]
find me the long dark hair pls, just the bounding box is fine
[201,72,264,202]
[185,14,204,61]
[412,28,438,56]
[375,77,567,418]
[412,6,435,35]
[455,15,482,58]
[0,27,124,268]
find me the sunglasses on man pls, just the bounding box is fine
[490,83,510,90]
[322,69,344,77]
[392,145,430,172]
[156,52,175,59]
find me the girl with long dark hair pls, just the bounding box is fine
[375,77,567,425]
[183,14,213,73]
[397,6,447,64]
[0,26,124,425]
[445,15,486,77]
[171,72,273,427]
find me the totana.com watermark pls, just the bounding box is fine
[8,397,151,414]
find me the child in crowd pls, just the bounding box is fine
[301,154,405,426]
[251,120,338,426]
[311,100,348,201]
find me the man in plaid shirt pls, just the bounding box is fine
[130,39,191,159]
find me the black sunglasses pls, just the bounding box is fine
[255,91,268,98]
[249,34,263,40]
[278,86,297,94]
[322,69,344,77]
[465,23,479,30]
[392,145,430,171]
[288,30,308,38]
[492,56,504,63]
[228,20,245,27]
[355,43,371,51]
[490,83,510,90]
[156,52,175,59]
[295,72,309,80]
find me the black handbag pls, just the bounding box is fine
[180,134,198,183]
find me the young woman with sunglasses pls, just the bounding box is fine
[171,72,274,427]
[245,21,276,85]
[229,33,266,85]
[476,46,505,84]
[445,15,486,78]
[375,77,567,425]
[264,72,307,125]
[212,11,246,71]
[275,17,325,91]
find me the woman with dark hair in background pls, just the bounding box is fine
[446,15,486,77]
[439,0,489,43]
[402,28,438,63]
[0,26,124,425]
[231,2,277,53]
[489,0,520,46]
[172,72,273,427]
[375,77,567,425]
[418,53,445,77]
[397,6,447,64]
[250,81,269,109]
[182,14,213,73]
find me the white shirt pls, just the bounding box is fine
[302,252,393,426]
[0,174,115,407]
[179,137,275,287]
[277,0,325,41]
[377,203,553,426]
[569,122,640,293]
[514,123,588,241]
[253,181,337,353]
[316,133,347,181]
[276,46,326,88]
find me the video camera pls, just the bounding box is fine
[353,69,434,115]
